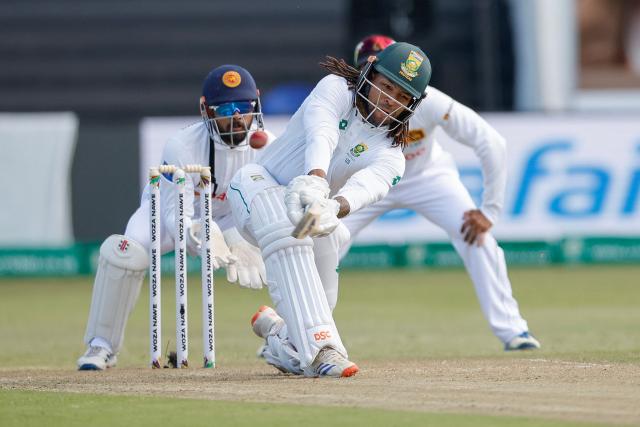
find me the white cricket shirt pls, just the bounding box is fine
[257,74,405,213]
[403,86,507,224]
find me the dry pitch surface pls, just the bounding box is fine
[1,358,638,425]
[2,267,639,426]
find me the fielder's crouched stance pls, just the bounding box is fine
[228,42,432,378]
[77,65,270,370]
[346,36,540,351]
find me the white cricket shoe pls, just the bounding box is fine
[308,347,359,378]
[505,332,541,351]
[77,346,117,370]
[250,305,285,338]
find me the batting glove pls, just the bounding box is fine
[310,198,340,237]
[285,174,330,227]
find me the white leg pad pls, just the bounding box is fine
[83,235,148,353]
[312,221,350,311]
[251,186,347,369]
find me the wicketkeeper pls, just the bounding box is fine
[77,65,272,370]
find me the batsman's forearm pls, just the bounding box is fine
[334,196,350,218]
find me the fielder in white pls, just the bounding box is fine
[228,42,432,377]
[342,35,540,351]
[77,65,270,370]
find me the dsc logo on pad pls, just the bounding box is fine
[313,331,331,341]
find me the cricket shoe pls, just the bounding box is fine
[77,346,117,370]
[505,332,541,351]
[308,347,359,378]
[251,305,285,339]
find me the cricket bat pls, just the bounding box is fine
[291,201,322,239]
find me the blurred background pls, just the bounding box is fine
[1,0,639,275]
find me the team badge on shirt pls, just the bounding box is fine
[345,143,369,165]
[222,71,241,88]
[399,50,424,81]
[350,143,368,157]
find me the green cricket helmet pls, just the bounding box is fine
[374,42,431,99]
[355,42,431,132]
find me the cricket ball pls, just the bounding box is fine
[249,130,268,149]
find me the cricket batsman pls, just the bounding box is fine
[342,35,540,351]
[77,65,271,370]
[227,42,432,377]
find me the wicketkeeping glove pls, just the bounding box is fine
[223,227,266,290]
[186,219,237,270]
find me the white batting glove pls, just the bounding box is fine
[223,227,266,290]
[187,219,237,270]
[285,175,330,227]
[316,198,340,237]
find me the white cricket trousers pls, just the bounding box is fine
[341,153,529,343]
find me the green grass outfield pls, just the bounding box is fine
[0,389,608,427]
[0,265,638,426]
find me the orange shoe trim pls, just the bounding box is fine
[341,364,359,377]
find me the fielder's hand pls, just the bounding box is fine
[186,218,203,257]
[223,227,266,290]
[187,219,237,269]
[460,209,492,246]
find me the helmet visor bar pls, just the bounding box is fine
[355,74,415,132]
[202,99,264,147]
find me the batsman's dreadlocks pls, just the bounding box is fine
[319,56,409,148]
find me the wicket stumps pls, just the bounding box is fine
[149,165,215,369]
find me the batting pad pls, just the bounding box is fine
[250,187,347,368]
[84,234,148,353]
[312,221,350,311]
